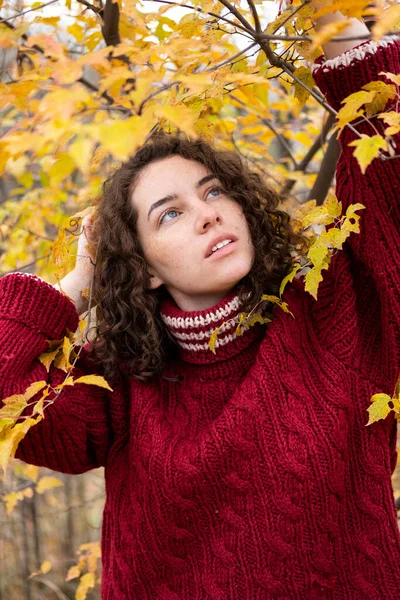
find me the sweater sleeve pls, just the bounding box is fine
[303,38,400,394]
[0,273,112,474]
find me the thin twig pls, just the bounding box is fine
[137,81,180,114]
[76,0,102,14]
[273,2,306,35]
[144,0,251,35]
[0,0,59,23]
[231,93,298,169]
[204,42,257,72]
[0,254,51,276]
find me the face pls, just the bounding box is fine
[131,155,255,311]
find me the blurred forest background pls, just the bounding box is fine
[1,0,400,597]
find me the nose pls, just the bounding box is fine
[194,201,221,234]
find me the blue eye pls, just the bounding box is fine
[207,187,222,199]
[160,209,179,224]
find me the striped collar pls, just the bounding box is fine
[160,291,264,364]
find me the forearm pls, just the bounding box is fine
[54,270,88,316]
[312,6,370,60]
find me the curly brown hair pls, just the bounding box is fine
[91,133,306,382]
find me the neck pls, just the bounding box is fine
[167,288,235,312]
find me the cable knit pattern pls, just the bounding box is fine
[1,42,400,599]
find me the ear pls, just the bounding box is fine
[148,273,164,290]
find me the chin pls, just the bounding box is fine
[222,257,252,285]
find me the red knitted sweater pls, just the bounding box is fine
[1,39,400,599]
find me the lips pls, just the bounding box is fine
[205,234,238,258]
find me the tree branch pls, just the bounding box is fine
[307,130,340,205]
[246,0,261,34]
[281,112,335,197]
[100,0,121,46]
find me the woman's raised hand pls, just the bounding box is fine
[54,214,97,315]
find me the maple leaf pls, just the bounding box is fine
[348,135,387,174]
[367,393,400,426]
[362,81,396,117]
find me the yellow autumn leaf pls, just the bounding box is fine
[299,205,335,229]
[52,59,83,85]
[319,227,348,250]
[66,563,84,581]
[363,81,396,117]
[4,486,34,515]
[348,134,387,174]
[63,335,73,368]
[235,313,247,337]
[0,416,42,472]
[379,71,400,86]
[372,5,400,40]
[292,66,315,108]
[24,380,47,401]
[52,228,73,278]
[304,265,328,300]
[36,476,64,494]
[73,375,113,391]
[32,389,49,417]
[311,20,349,49]
[152,104,197,137]
[308,244,330,267]
[336,90,376,132]
[208,327,220,354]
[38,347,62,373]
[245,313,271,328]
[261,295,293,317]
[23,463,39,482]
[76,572,96,600]
[342,203,366,234]
[279,263,302,297]
[54,350,69,373]
[0,418,14,433]
[0,394,27,419]
[29,560,53,579]
[48,154,76,187]
[68,136,95,172]
[378,110,400,136]
[366,393,400,426]
[94,115,155,161]
[67,22,85,44]
[34,16,60,27]
[40,560,52,574]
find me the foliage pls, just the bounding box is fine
[367,381,400,426]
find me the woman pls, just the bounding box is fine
[1,7,399,599]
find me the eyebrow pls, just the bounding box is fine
[147,173,218,220]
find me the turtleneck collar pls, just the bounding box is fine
[160,290,264,365]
